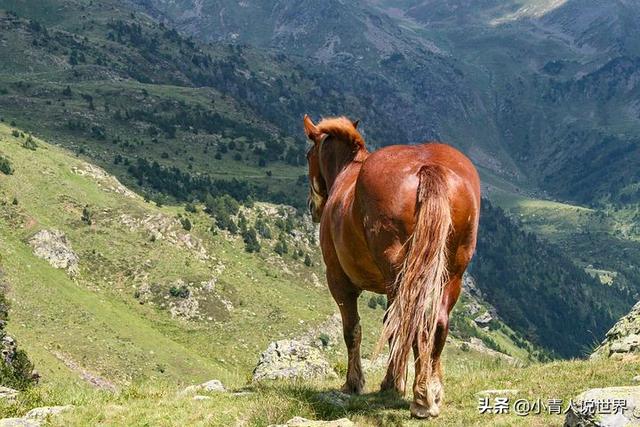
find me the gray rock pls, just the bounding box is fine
[592,301,640,360]
[474,311,493,326]
[24,405,73,421]
[193,395,211,401]
[0,418,40,427]
[29,230,79,275]
[564,386,640,426]
[269,416,354,427]
[180,379,226,395]
[253,340,337,382]
[0,386,18,401]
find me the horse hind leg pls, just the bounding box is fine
[380,295,406,395]
[410,331,445,419]
[410,275,461,419]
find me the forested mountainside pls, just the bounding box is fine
[0,0,637,360]
[135,0,640,207]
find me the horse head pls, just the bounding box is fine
[303,114,330,223]
[303,114,366,223]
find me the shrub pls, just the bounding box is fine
[304,254,312,267]
[243,227,261,253]
[180,217,192,231]
[22,135,37,150]
[11,130,19,138]
[368,297,378,309]
[255,217,272,239]
[169,285,190,299]
[81,205,92,225]
[274,236,288,256]
[0,156,13,175]
[184,202,197,213]
[318,333,331,348]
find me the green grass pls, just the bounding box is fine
[1,349,638,426]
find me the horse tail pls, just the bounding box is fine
[377,164,452,390]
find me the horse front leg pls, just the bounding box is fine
[410,275,462,419]
[328,276,364,395]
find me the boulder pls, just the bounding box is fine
[24,405,73,421]
[253,340,336,382]
[29,230,79,275]
[564,386,640,427]
[269,416,354,427]
[592,301,640,360]
[180,379,226,395]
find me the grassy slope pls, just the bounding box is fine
[0,122,338,388]
[0,121,582,425]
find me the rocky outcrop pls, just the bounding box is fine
[28,230,79,275]
[592,301,640,360]
[269,417,354,427]
[71,163,138,199]
[119,214,209,260]
[473,312,493,327]
[564,386,640,427]
[0,405,73,427]
[253,340,336,382]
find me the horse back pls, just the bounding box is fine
[354,143,480,281]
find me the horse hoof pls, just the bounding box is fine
[410,402,440,419]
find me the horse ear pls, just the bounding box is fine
[352,119,360,129]
[303,114,319,141]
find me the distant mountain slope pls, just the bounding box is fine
[367,0,640,206]
[130,0,520,174]
[473,201,628,358]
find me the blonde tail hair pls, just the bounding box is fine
[375,164,452,390]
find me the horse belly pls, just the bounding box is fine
[333,234,387,294]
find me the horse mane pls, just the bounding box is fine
[316,117,366,150]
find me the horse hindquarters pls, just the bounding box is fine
[376,164,453,418]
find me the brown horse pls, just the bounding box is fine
[303,115,480,418]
